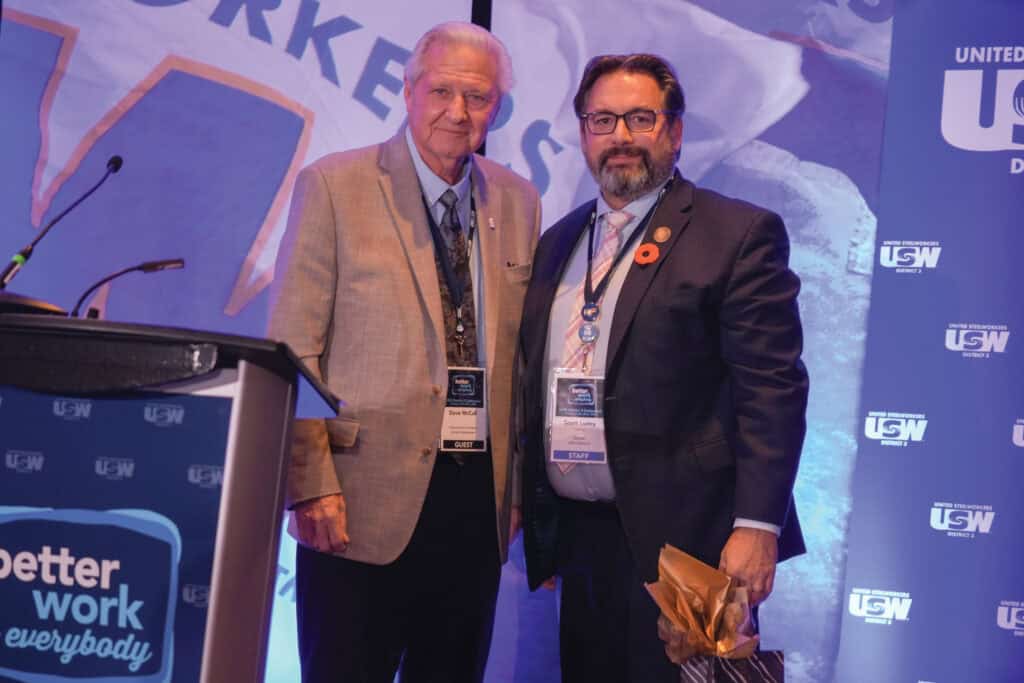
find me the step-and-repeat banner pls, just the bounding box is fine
[835,1,1024,682]
[1,1,1020,681]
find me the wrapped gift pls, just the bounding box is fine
[679,651,784,683]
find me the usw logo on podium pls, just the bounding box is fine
[4,451,44,474]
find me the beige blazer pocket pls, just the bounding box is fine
[326,417,360,449]
[503,262,533,283]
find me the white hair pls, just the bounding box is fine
[404,21,515,95]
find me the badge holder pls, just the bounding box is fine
[439,366,488,453]
[547,367,607,471]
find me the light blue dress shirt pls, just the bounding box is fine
[543,182,666,501]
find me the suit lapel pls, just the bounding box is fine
[606,173,694,375]
[472,161,501,378]
[377,131,446,358]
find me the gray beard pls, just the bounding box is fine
[595,147,676,204]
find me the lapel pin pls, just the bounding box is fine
[634,243,659,265]
[653,226,672,243]
[488,217,496,230]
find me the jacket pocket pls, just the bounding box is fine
[689,437,734,472]
[503,261,533,283]
[326,417,360,448]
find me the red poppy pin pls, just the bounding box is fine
[634,243,659,265]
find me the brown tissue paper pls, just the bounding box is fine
[645,543,759,660]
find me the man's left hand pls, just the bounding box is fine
[718,527,778,606]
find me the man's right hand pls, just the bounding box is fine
[294,493,350,553]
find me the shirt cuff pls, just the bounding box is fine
[733,517,781,536]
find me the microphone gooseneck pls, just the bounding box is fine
[71,258,185,318]
[0,155,125,290]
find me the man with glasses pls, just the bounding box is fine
[517,53,808,682]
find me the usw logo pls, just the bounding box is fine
[879,245,941,269]
[95,457,136,481]
[864,415,928,443]
[945,328,1010,353]
[52,398,92,421]
[997,603,1024,632]
[5,450,44,473]
[182,584,210,608]
[941,68,1024,152]
[929,506,994,534]
[144,403,185,427]
[849,591,912,624]
[187,465,224,489]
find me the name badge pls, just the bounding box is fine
[440,366,488,452]
[548,369,607,465]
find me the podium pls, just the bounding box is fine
[0,314,336,683]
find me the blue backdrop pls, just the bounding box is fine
[836,2,1024,681]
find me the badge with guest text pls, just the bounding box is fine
[548,370,607,465]
[440,367,487,452]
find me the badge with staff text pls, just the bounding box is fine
[440,367,487,452]
[549,371,607,465]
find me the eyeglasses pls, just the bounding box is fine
[579,108,678,135]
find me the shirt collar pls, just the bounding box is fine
[405,126,472,207]
[595,174,674,229]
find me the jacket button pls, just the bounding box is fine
[431,384,443,396]
[421,447,432,457]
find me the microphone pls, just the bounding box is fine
[0,155,124,290]
[71,258,185,318]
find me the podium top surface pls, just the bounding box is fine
[0,291,67,315]
[0,314,338,415]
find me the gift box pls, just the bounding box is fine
[679,650,784,682]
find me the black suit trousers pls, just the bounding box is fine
[556,498,679,683]
[295,453,500,683]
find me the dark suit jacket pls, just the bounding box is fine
[519,172,808,589]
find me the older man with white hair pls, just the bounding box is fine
[268,21,540,683]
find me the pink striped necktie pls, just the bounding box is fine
[560,209,632,371]
[555,209,631,474]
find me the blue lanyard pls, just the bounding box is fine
[583,179,671,306]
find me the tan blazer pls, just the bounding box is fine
[268,130,540,565]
